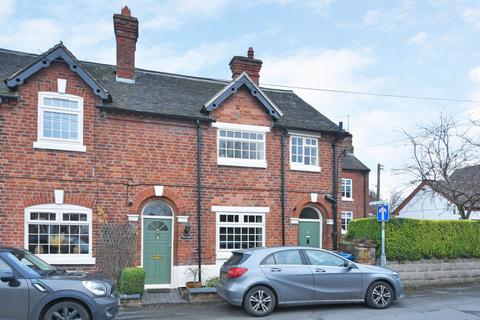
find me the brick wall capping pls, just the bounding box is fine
[5,42,110,100]
[203,72,283,119]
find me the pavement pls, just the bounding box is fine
[117,286,480,320]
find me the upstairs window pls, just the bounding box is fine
[290,135,320,172]
[213,122,269,168]
[342,178,353,200]
[34,92,85,152]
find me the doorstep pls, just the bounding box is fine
[142,288,189,305]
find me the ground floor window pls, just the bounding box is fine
[24,204,94,265]
[213,206,268,259]
[341,211,353,234]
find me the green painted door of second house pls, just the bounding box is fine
[143,218,172,285]
[298,220,321,248]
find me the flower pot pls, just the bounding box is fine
[186,281,202,289]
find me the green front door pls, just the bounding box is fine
[298,220,320,248]
[143,218,172,285]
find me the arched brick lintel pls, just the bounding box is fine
[130,186,187,214]
[291,193,332,219]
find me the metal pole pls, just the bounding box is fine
[380,220,386,268]
[376,163,382,201]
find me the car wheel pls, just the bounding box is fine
[43,300,90,320]
[365,281,394,309]
[243,285,276,317]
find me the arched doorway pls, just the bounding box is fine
[142,199,174,287]
[298,207,322,248]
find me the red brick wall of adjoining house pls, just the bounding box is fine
[341,170,369,219]
[0,60,347,271]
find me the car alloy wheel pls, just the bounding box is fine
[43,301,90,320]
[243,285,276,317]
[366,281,393,309]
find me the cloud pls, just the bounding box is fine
[462,7,480,28]
[362,1,418,29]
[0,0,15,22]
[363,10,381,26]
[261,47,385,115]
[408,32,428,47]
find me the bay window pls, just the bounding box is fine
[24,204,94,265]
[213,206,268,259]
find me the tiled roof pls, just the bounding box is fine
[1,47,341,133]
[342,153,370,171]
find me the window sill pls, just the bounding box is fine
[34,140,86,152]
[342,198,354,202]
[36,255,96,265]
[216,251,233,260]
[290,164,321,172]
[218,158,267,168]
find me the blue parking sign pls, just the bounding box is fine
[377,205,389,222]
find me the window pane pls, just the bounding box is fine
[43,111,79,141]
[218,130,265,161]
[306,250,345,267]
[44,97,78,109]
[273,250,303,265]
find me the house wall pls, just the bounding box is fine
[397,186,480,220]
[0,60,349,287]
[341,169,369,220]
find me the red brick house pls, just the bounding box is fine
[0,7,369,288]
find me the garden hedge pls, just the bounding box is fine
[119,267,146,294]
[346,217,480,261]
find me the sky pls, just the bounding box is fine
[1,0,480,200]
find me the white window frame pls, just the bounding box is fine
[341,211,353,235]
[342,178,353,201]
[289,134,321,172]
[213,122,269,168]
[212,206,268,259]
[24,204,95,265]
[33,92,86,152]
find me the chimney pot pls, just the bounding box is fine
[113,7,138,82]
[248,47,254,59]
[121,5,131,17]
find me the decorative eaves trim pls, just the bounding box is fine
[203,71,283,119]
[5,42,110,100]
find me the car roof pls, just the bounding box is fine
[233,246,330,255]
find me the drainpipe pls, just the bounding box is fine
[280,132,286,246]
[331,122,343,251]
[196,120,203,282]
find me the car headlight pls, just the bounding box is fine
[82,280,108,297]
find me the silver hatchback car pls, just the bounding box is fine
[217,246,404,317]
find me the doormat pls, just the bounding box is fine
[146,289,171,293]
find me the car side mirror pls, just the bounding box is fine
[345,261,354,270]
[0,272,19,287]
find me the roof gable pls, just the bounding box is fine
[5,43,110,100]
[203,72,283,119]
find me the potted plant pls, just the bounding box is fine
[185,267,202,289]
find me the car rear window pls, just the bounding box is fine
[224,252,250,265]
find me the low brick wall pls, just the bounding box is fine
[388,258,480,288]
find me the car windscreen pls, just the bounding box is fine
[224,252,250,265]
[11,250,56,275]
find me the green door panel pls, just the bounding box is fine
[298,221,320,248]
[143,219,172,285]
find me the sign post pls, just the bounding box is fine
[377,204,389,268]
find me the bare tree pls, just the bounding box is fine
[387,190,404,211]
[403,113,480,219]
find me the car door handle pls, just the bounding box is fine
[270,268,282,272]
[315,268,326,273]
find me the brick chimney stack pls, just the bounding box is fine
[113,6,138,82]
[229,47,263,84]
